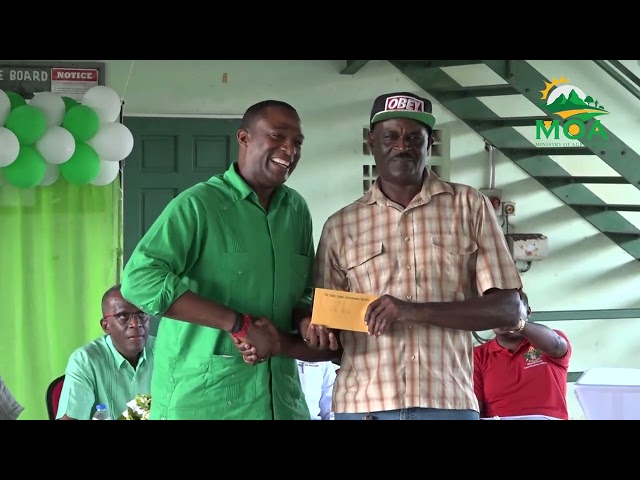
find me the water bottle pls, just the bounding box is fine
[92,404,112,420]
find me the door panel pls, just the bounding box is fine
[121,117,241,335]
[122,116,241,264]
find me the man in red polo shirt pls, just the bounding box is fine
[473,293,571,420]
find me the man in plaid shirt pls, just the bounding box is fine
[0,375,23,420]
[302,92,525,420]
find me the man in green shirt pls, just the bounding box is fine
[121,100,335,420]
[57,284,154,420]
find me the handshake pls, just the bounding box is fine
[230,315,339,366]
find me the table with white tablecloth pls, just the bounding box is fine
[574,367,640,420]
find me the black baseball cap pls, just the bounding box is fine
[370,92,436,130]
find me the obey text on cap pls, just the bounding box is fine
[384,95,424,113]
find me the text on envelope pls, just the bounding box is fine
[311,288,378,333]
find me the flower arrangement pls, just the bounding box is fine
[118,394,151,420]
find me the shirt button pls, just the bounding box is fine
[238,271,243,275]
[406,265,411,270]
[227,401,232,405]
[404,237,410,242]
[160,417,166,420]
[406,295,412,300]
[408,325,412,330]
[411,355,415,360]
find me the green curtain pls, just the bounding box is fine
[0,176,121,420]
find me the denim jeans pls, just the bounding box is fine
[334,407,480,420]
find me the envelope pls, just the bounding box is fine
[311,288,378,333]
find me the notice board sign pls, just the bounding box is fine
[0,61,106,101]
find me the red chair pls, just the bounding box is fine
[46,375,65,420]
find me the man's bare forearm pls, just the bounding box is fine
[164,291,237,331]
[279,333,343,362]
[411,289,521,331]
[521,322,568,358]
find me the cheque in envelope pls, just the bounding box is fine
[311,288,378,333]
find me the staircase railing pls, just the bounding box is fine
[593,60,640,103]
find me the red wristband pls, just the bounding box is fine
[231,314,251,339]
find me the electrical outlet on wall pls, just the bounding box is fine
[479,188,502,213]
[503,201,516,216]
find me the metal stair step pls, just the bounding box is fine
[428,84,520,99]
[465,116,549,128]
[572,211,640,237]
[604,232,640,245]
[500,147,593,158]
[569,204,640,213]
[534,176,629,185]
[604,230,640,237]
[390,60,483,68]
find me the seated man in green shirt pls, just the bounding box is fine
[121,100,336,420]
[56,284,154,420]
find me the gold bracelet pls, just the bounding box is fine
[509,318,526,334]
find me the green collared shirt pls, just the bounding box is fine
[121,163,314,420]
[56,335,155,420]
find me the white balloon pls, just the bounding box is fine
[0,127,20,167]
[35,126,76,164]
[0,89,10,126]
[39,162,60,186]
[87,122,134,162]
[82,86,121,123]
[29,92,66,127]
[91,158,120,186]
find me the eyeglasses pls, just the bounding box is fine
[102,311,150,326]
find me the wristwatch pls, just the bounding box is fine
[509,317,527,334]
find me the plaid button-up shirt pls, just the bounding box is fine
[0,376,23,420]
[315,171,522,414]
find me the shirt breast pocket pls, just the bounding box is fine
[343,241,389,294]
[430,234,479,297]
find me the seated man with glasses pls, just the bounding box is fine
[56,284,155,420]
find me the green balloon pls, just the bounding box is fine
[5,105,47,145]
[6,91,26,111]
[1,145,46,188]
[60,142,100,185]
[62,105,100,142]
[61,96,79,112]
